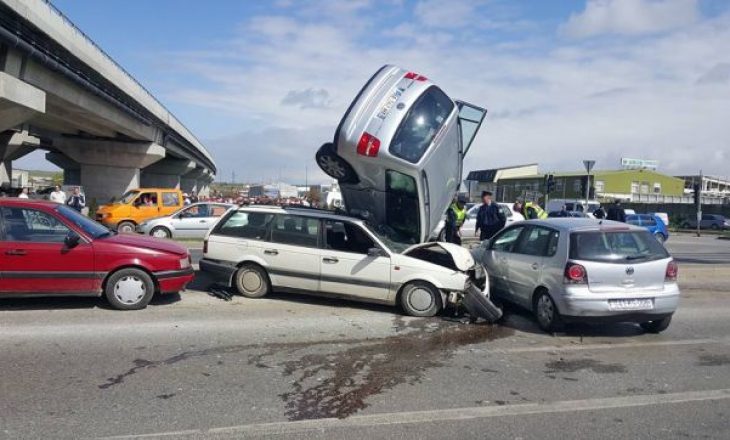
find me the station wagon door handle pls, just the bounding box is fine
[322,257,339,264]
[531,262,539,270]
[264,249,279,256]
[5,249,27,256]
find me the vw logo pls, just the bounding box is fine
[625,267,635,275]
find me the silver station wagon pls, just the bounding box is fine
[316,65,487,246]
[472,218,680,333]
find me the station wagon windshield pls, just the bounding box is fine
[389,86,454,164]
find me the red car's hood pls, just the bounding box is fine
[100,233,187,255]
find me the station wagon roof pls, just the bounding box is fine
[235,205,366,224]
[514,218,645,233]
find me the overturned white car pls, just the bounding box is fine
[200,205,501,321]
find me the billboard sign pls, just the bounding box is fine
[621,158,659,170]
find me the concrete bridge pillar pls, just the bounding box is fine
[140,158,195,189]
[0,131,39,188]
[181,167,206,194]
[197,174,214,197]
[52,139,165,205]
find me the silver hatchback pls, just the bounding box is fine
[472,218,680,333]
[316,65,487,247]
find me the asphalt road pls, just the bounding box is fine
[1,263,729,439]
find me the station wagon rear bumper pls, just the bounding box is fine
[555,283,680,321]
[199,258,237,286]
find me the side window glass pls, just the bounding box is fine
[270,215,319,248]
[1,207,70,243]
[162,192,180,207]
[135,192,158,207]
[546,230,560,257]
[324,220,376,254]
[211,206,228,217]
[490,226,524,252]
[515,227,555,256]
[216,211,273,240]
[181,206,199,217]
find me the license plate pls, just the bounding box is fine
[377,89,402,119]
[608,298,654,311]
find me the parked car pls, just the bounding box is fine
[548,210,589,218]
[650,212,669,226]
[95,188,185,233]
[546,199,601,217]
[472,218,679,333]
[200,205,500,320]
[316,65,487,246]
[626,214,669,242]
[0,199,193,309]
[432,202,523,241]
[137,202,233,239]
[682,214,728,230]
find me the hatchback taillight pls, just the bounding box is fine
[203,239,208,254]
[404,71,428,81]
[564,263,587,284]
[665,260,678,281]
[357,132,380,157]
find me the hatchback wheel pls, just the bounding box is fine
[234,264,270,298]
[316,143,358,184]
[105,268,154,310]
[534,291,562,333]
[151,226,172,239]
[117,221,136,234]
[400,281,442,317]
[640,315,672,333]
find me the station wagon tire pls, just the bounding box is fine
[400,281,442,317]
[316,143,358,184]
[640,315,672,333]
[234,264,270,298]
[117,221,136,234]
[104,268,154,310]
[534,291,562,333]
[150,226,172,239]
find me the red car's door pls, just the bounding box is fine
[0,206,95,294]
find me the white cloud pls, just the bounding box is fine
[414,0,476,28]
[561,0,700,38]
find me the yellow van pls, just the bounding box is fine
[96,188,184,233]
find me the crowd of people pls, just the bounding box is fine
[1,185,86,212]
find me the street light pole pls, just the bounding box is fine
[582,160,595,208]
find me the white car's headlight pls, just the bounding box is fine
[180,256,191,269]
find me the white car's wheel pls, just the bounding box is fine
[234,264,270,298]
[400,281,442,317]
[151,226,172,239]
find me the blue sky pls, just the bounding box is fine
[19,0,730,182]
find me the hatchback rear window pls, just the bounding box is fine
[570,230,669,263]
[389,86,454,163]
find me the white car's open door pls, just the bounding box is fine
[455,100,487,156]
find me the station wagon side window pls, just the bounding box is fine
[384,170,420,245]
[324,220,377,255]
[514,226,560,257]
[213,211,273,240]
[270,215,320,248]
[490,226,525,253]
[0,207,70,243]
[389,86,454,163]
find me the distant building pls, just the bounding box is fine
[464,164,539,201]
[248,182,298,199]
[10,169,29,188]
[675,174,730,203]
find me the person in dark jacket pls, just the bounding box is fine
[475,191,505,241]
[593,205,606,219]
[66,187,86,213]
[606,199,626,222]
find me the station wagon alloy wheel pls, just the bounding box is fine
[114,275,147,305]
[235,264,270,298]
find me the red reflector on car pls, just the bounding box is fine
[404,71,427,81]
[665,260,678,281]
[564,263,587,284]
[357,132,380,157]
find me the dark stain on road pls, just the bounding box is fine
[156,393,176,400]
[257,318,513,421]
[697,354,730,366]
[544,358,627,374]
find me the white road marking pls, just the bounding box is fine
[97,388,730,439]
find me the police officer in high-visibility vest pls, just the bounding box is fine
[514,200,548,220]
[445,195,468,244]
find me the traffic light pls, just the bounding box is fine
[544,174,555,194]
[693,183,701,208]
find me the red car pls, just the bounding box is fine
[0,199,194,310]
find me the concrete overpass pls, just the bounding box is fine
[0,0,216,203]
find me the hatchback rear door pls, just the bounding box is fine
[455,100,487,156]
[569,230,670,293]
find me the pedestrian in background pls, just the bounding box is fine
[517,199,548,220]
[49,185,66,204]
[593,204,606,219]
[190,191,199,204]
[606,199,626,222]
[475,191,505,241]
[183,193,191,205]
[66,187,85,212]
[444,195,467,245]
[18,187,29,199]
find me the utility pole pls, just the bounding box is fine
[696,170,703,237]
[583,160,595,208]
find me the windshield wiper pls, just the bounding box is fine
[625,254,648,261]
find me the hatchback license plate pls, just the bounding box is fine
[608,299,654,311]
[377,89,402,119]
